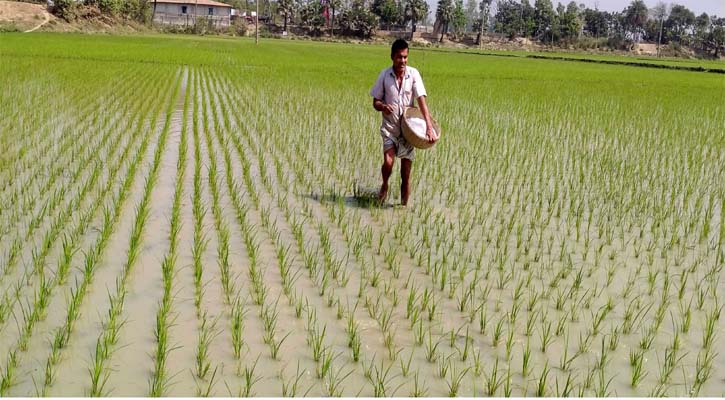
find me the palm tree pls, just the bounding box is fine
[405,0,429,39]
[435,0,453,42]
[475,0,492,44]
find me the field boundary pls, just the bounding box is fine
[421,47,725,74]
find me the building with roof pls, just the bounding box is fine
[152,0,233,27]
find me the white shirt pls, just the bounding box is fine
[370,66,427,138]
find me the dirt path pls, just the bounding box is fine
[0,0,52,31]
[24,10,49,32]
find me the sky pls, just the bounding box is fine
[575,0,724,17]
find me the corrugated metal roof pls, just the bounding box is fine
[153,0,233,8]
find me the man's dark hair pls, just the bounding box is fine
[391,39,409,58]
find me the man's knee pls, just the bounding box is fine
[383,149,395,168]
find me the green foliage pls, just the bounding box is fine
[338,0,378,38]
[299,0,326,35]
[51,0,77,21]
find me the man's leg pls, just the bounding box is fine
[400,158,412,206]
[380,147,395,201]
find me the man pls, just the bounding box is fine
[370,39,437,206]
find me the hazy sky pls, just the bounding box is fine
[575,0,723,17]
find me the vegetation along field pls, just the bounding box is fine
[0,33,723,396]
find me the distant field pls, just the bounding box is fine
[435,46,725,72]
[0,33,723,396]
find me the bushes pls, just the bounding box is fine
[51,0,77,21]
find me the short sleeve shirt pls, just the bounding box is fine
[370,66,427,138]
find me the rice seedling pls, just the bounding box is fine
[445,361,469,397]
[424,329,441,363]
[308,324,327,362]
[484,357,503,396]
[410,371,428,397]
[239,356,261,397]
[536,361,550,397]
[196,313,219,379]
[368,357,403,397]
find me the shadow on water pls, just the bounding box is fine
[305,186,397,210]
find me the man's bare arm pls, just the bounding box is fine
[417,95,438,142]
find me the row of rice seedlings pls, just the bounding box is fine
[209,71,359,396]
[0,99,103,238]
[187,70,222,390]
[0,69,160,316]
[0,114,115,279]
[37,73,176,396]
[201,104,250,363]
[203,70,308,396]
[86,71,181,396]
[148,70,191,397]
[221,67,722,396]
[263,133,434,395]
[0,97,64,196]
[196,70,264,377]
[0,61,134,197]
[237,91,444,393]
[197,74,237,308]
[0,72,169,397]
[3,133,122,384]
[10,83,144,286]
[203,70,312,382]
[190,74,208,317]
[0,69,143,250]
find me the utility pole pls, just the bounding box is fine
[657,14,664,57]
[255,0,259,44]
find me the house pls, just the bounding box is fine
[152,0,233,27]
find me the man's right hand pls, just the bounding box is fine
[381,104,394,115]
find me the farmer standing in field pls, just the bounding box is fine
[371,39,438,206]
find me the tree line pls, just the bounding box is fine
[45,0,725,56]
[434,0,724,56]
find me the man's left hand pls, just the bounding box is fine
[426,125,437,143]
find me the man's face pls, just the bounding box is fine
[392,48,408,74]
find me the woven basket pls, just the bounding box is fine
[402,107,441,150]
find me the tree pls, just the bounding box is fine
[403,0,428,38]
[277,0,297,31]
[494,0,523,39]
[451,0,467,37]
[474,0,492,44]
[328,0,342,35]
[559,1,582,39]
[435,0,454,41]
[665,4,695,44]
[521,0,535,37]
[706,17,725,57]
[373,0,403,28]
[694,13,710,52]
[624,0,648,42]
[534,0,555,42]
[382,0,402,28]
[300,0,326,35]
[339,0,379,37]
[464,0,478,31]
[583,7,609,37]
[650,1,669,56]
